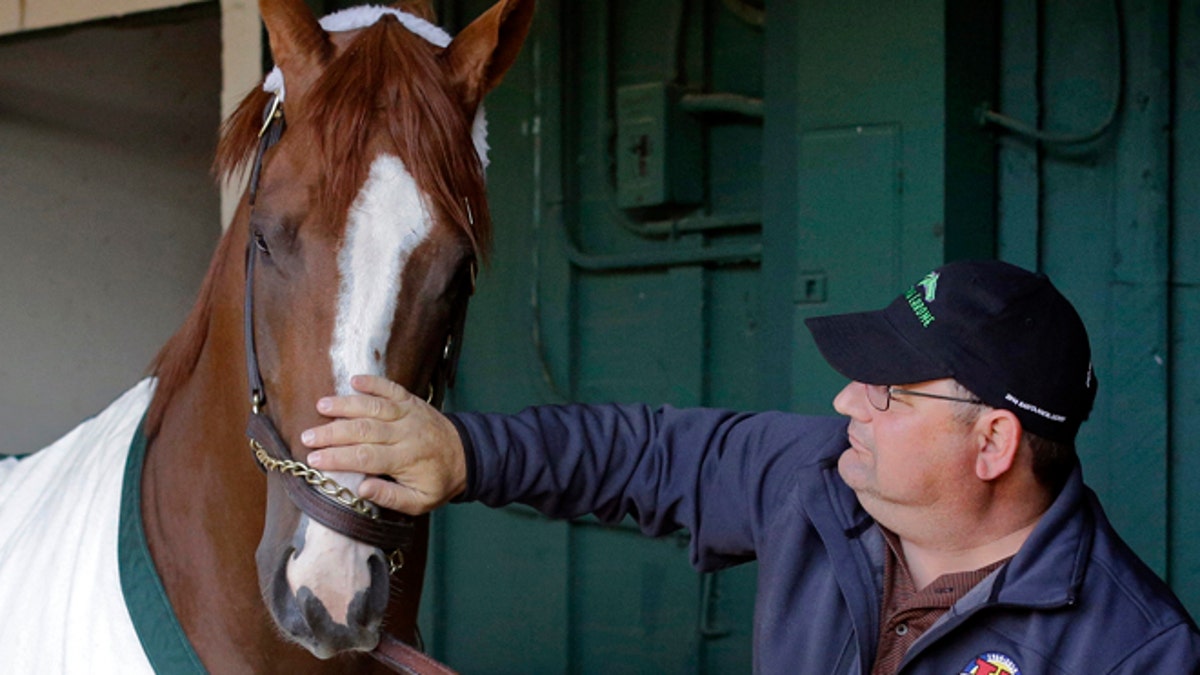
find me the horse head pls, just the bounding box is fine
[146,0,532,662]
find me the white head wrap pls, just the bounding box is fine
[263,5,490,168]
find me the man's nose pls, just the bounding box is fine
[833,381,870,419]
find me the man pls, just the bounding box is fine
[301,260,1200,673]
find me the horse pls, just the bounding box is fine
[0,0,533,671]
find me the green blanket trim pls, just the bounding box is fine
[118,420,208,674]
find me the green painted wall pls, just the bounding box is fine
[760,0,997,416]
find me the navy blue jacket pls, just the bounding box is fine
[449,404,1200,674]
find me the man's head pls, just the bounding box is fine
[805,260,1097,444]
[804,261,1096,532]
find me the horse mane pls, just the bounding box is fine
[143,225,234,439]
[145,15,492,440]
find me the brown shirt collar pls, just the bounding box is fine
[871,527,1011,675]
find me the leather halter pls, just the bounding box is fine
[242,95,469,674]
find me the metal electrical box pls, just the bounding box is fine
[615,82,703,208]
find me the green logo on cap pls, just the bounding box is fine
[905,271,939,327]
[917,271,939,302]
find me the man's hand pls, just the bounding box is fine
[301,375,467,515]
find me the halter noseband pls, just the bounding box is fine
[242,95,474,573]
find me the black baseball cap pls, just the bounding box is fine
[804,260,1097,443]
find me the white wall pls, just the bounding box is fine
[0,5,222,452]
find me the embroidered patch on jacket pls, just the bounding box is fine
[959,652,1021,675]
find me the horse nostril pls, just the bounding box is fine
[358,549,391,621]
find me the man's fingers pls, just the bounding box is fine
[355,477,433,515]
[302,417,400,448]
[313,376,420,423]
[316,393,402,421]
[307,445,399,476]
[350,374,414,402]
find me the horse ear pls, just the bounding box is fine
[259,0,332,96]
[391,0,437,23]
[442,0,535,111]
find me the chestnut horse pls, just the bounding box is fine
[0,0,532,671]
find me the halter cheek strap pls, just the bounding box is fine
[249,95,283,210]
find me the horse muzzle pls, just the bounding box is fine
[263,519,392,658]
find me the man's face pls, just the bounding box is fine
[832,379,979,521]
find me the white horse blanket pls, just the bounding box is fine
[0,379,203,673]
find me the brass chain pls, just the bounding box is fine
[250,439,407,574]
[251,440,378,518]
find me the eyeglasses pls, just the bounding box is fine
[864,383,984,412]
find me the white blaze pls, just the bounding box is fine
[287,153,432,623]
[331,153,433,395]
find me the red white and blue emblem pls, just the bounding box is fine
[960,652,1021,675]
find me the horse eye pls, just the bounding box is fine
[253,231,271,256]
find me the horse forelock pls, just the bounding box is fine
[308,17,492,260]
[214,17,491,261]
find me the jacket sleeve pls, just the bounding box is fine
[446,404,846,571]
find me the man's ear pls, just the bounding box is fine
[974,409,1022,481]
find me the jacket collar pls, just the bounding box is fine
[800,450,884,669]
[990,462,1092,607]
[807,449,1092,612]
